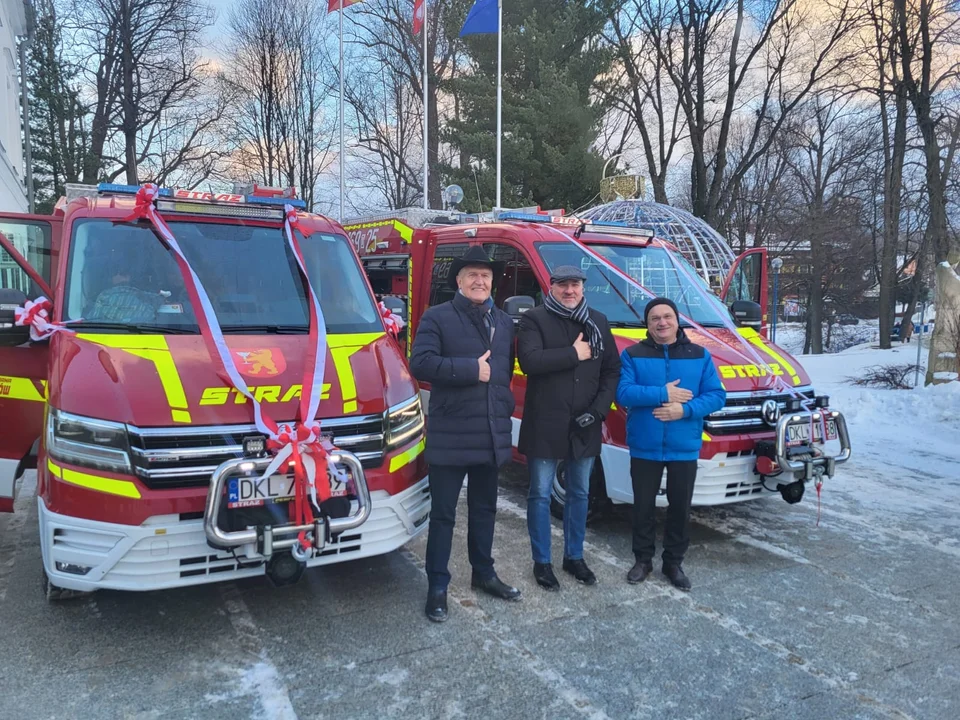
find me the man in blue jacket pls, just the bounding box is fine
[616,297,726,590]
[410,246,521,623]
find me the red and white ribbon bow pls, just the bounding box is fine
[126,184,343,553]
[379,301,406,339]
[13,296,77,342]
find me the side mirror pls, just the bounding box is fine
[730,300,762,329]
[503,295,535,324]
[0,288,31,347]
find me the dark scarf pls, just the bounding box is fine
[544,293,603,359]
[456,291,496,342]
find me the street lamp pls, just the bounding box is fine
[771,257,783,343]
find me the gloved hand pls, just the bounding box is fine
[571,411,597,430]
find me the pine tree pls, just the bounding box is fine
[441,0,614,212]
[27,1,92,213]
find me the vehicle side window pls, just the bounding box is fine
[0,220,52,299]
[726,253,762,307]
[428,243,468,307]
[483,242,542,308]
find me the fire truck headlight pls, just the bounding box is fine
[386,395,425,450]
[46,409,133,475]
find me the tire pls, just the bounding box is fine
[549,460,608,522]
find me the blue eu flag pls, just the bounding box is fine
[460,0,499,37]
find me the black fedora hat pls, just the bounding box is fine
[447,245,504,289]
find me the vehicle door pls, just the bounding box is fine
[0,215,58,512]
[721,248,769,337]
[481,240,544,429]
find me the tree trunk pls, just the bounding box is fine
[878,91,907,350]
[120,0,138,185]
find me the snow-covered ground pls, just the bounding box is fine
[800,342,960,541]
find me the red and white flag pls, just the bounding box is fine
[327,0,363,12]
[413,0,425,34]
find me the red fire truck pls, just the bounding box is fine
[0,183,429,599]
[344,208,851,516]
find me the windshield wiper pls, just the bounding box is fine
[608,320,645,328]
[70,321,198,334]
[220,324,309,334]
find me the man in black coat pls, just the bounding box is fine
[409,245,521,623]
[517,265,620,590]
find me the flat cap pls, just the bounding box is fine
[549,265,587,284]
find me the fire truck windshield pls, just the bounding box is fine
[63,219,381,334]
[536,242,730,327]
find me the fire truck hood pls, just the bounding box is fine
[610,327,811,392]
[48,331,416,427]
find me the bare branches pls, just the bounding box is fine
[221,0,337,210]
[64,0,220,185]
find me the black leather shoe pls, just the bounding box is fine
[627,560,653,584]
[562,557,597,586]
[425,588,448,622]
[533,562,560,591]
[663,564,692,591]
[471,573,522,601]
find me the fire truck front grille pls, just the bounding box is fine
[127,414,386,490]
[704,387,815,436]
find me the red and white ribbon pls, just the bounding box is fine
[125,184,343,551]
[378,301,406,339]
[13,296,77,342]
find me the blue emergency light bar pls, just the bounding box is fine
[96,183,308,210]
[497,211,574,224]
[98,183,173,198]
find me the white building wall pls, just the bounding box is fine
[0,0,27,213]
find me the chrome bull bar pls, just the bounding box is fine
[203,451,372,558]
[774,410,852,480]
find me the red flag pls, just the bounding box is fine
[327,0,363,12]
[413,0,425,34]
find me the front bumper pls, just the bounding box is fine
[38,476,430,593]
[600,444,776,507]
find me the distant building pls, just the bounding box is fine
[0,0,28,213]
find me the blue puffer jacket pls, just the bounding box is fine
[616,330,726,462]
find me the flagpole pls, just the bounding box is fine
[422,1,429,210]
[496,0,502,211]
[339,0,345,222]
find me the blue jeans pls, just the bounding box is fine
[527,456,594,564]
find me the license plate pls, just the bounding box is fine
[786,418,838,447]
[227,470,349,509]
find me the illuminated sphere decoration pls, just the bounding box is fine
[579,200,737,290]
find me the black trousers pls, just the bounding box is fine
[631,458,698,566]
[425,463,499,590]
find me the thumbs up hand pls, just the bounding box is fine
[478,350,492,382]
[573,332,592,361]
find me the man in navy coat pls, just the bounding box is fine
[410,246,521,622]
[616,298,725,590]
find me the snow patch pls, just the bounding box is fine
[377,668,409,687]
[242,663,297,720]
[934,371,959,381]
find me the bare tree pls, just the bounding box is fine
[782,94,876,353]
[636,0,860,229]
[601,0,685,203]
[349,0,467,209]
[892,0,960,381]
[222,0,337,209]
[66,0,218,185]
[346,64,422,210]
